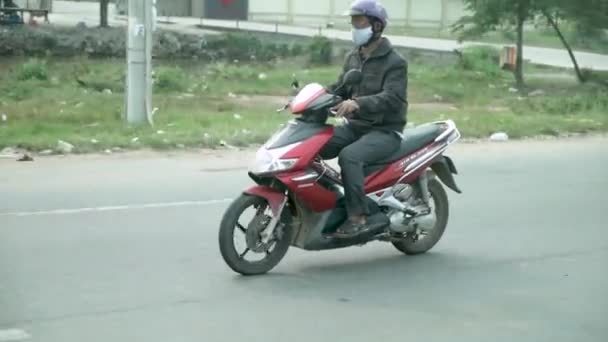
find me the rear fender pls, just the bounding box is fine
[430,156,462,193]
[243,186,286,216]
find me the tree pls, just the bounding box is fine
[454,0,608,88]
[100,0,110,27]
[541,6,585,82]
[540,0,608,83]
[453,0,533,89]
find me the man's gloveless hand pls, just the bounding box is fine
[332,100,360,118]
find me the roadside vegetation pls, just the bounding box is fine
[0,33,606,154]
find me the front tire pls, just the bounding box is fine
[218,194,293,276]
[392,178,449,255]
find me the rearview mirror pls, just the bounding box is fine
[343,69,363,86]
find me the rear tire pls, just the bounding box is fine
[392,178,449,255]
[218,194,293,276]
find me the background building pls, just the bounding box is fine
[124,0,466,29]
[12,0,52,10]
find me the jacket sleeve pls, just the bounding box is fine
[353,61,407,122]
[326,55,352,98]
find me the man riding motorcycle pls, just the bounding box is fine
[321,0,408,238]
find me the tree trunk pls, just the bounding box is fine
[100,0,109,27]
[515,4,526,89]
[543,10,586,83]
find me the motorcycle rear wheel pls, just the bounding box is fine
[392,178,449,255]
[218,194,293,276]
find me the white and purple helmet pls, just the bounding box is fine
[344,0,389,28]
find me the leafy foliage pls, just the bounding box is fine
[308,36,333,65]
[17,59,48,81]
[458,46,503,77]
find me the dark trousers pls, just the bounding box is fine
[319,124,401,217]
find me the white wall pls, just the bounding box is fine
[249,0,289,22]
[446,0,467,23]
[410,0,442,23]
[249,0,467,28]
[14,0,43,8]
[291,0,331,25]
[381,0,408,25]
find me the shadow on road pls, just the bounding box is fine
[227,251,488,299]
[226,244,608,302]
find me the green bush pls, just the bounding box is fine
[205,33,293,62]
[154,67,188,92]
[290,44,304,56]
[581,69,608,87]
[206,33,261,61]
[308,36,333,65]
[277,43,290,57]
[17,59,48,81]
[458,45,503,77]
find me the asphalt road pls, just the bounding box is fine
[1,137,607,342]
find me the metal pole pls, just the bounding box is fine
[125,0,154,125]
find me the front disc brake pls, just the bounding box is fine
[246,214,272,253]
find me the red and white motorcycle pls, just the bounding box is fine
[219,70,462,275]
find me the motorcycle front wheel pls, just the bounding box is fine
[218,194,293,276]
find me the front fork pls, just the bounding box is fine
[243,185,289,245]
[260,194,288,244]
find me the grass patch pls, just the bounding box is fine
[154,67,188,93]
[17,59,49,81]
[0,94,287,152]
[1,57,606,153]
[408,110,607,139]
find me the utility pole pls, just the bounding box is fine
[125,0,155,125]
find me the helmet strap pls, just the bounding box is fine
[361,18,383,48]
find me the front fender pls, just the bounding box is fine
[430,156,462,194]
[243,186,286,216]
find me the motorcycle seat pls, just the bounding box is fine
[364,124,444,175]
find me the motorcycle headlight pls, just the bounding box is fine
[251,144,300,175]
[253,158,298,174]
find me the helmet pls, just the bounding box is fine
[344,0,388,28]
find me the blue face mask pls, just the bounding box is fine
[352,26,373,47]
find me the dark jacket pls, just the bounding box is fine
[329,38,408,133]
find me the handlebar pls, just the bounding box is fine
[276,93,344,115]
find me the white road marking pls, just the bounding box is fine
[0,329,30,342]
[0,199,233,217]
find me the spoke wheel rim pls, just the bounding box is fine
[233,203,281,263]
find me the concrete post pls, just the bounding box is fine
[406,0,412,27]
[441,0,448,30]
[287,0,294,24]
[125,0,154,125]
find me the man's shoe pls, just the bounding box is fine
[332,213,389,239]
